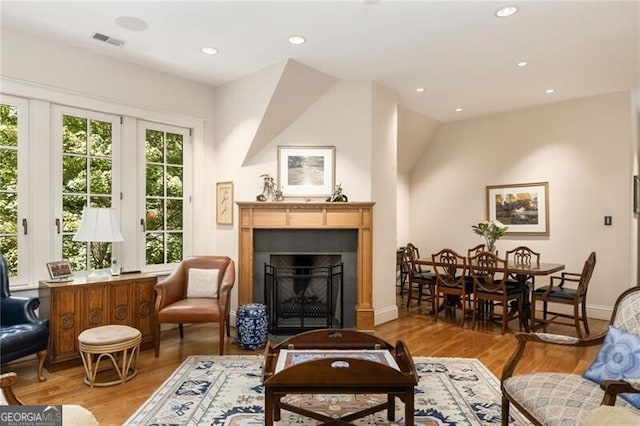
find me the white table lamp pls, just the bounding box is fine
[73,207,124,278]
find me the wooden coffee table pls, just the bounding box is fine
[262,329,418,426]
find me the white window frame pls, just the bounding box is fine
[138,120,192,273]
[0,94,30,286]
[52,105,121,270]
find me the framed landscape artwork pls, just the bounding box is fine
[216,181,233,225]
[277,146,335,197]
[486,182,549,236]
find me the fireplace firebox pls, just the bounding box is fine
[265,254,343,334]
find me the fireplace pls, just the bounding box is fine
[237,202,375,332]
[265,254,344,334]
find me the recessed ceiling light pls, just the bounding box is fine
[288,35,306,45]
[115,16,149,31]
[416,87,425,93]
[495,6,518,18]
[516,61,528,67]
[546,89,555,94]
[455,108,463,112]
[201,47,219,55]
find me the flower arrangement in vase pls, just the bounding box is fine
[471,220,509,253]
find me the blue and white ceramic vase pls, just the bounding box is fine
[236,303,268,350]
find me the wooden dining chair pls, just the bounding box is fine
[403,243,437,312]
[505,246,540,288]
[469,251,523,334]
[431,248,469,326]
[530,251,596,338]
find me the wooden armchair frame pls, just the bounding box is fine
[501,286,640,425]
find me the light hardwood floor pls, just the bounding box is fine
[5,296,608,425]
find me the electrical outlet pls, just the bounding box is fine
[604,216,612,226]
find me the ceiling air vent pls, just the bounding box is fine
[91,32,125,47]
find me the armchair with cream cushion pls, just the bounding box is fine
[501,286,640,426]
[154,256,235,356]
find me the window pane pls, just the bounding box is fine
[90,120,112,157]
[146,165,164,197]
[167,233,183,263]
[145,130,164,163]
[63,156,87,193]
[0,105,18,147]
[0,148,18,191]
[145,199,164,231]
[90,196,111,208]
[145,233,164,265]
[90,158,112,194]
[63,235,86,271]
[166,199,182,230]
[62,195,86,233]
[166,133,183,165]
[0,236,18,275]
[166,166,183,197]
[63,115,87,155]
[0,193,17,234]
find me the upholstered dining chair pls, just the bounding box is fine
[431,248,468,326]
[530,251,596,338]
[403,243,437,312]
[0,254,49,382]
[469,251,522,335]
[501,286,640,426]
[154,255,235,356]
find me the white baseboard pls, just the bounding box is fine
[375,304,399,326]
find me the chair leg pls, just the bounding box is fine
[226,312,231,337]
[574,303,582,339]
[219,322,225,355]
[530,298,536,332]
[178,323,184,339]
[542,301,548,333]
[417,283,423,306]
[154,322,161,357]
[582,301,590,335]
[501,396,510,426]
[36,349,47,382]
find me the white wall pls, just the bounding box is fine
[215,65,406,321]
[396,172,411,247]
[411,91,634,318]
[371,83,398,324]
[1,28,216,285]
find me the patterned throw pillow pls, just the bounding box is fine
[186,268,219,298]
[583,325,640,407]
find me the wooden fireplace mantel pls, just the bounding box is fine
[237,201,375,332]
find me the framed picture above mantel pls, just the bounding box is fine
[486,182,549,236]
[277,146,335,197]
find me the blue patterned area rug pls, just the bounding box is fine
[125,355,530,425]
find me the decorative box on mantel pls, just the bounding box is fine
[236,201,375,332]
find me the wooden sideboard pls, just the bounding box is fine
[39,273,157,371]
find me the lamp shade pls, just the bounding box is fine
[73,207,124,242]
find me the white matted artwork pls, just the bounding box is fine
[277,146,335,197]
[486,182,549,236]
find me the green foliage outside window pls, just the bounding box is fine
[0,104,18,275]
[145,129,184,265]
[62,114,113,271]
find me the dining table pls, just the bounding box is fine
[415,257,565,332]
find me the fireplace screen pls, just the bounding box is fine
[264,255,343,335]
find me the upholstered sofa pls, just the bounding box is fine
[0,254,49,381]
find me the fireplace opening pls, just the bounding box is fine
[265,254,343,334]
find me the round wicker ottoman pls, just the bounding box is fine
[78,325,141,387]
